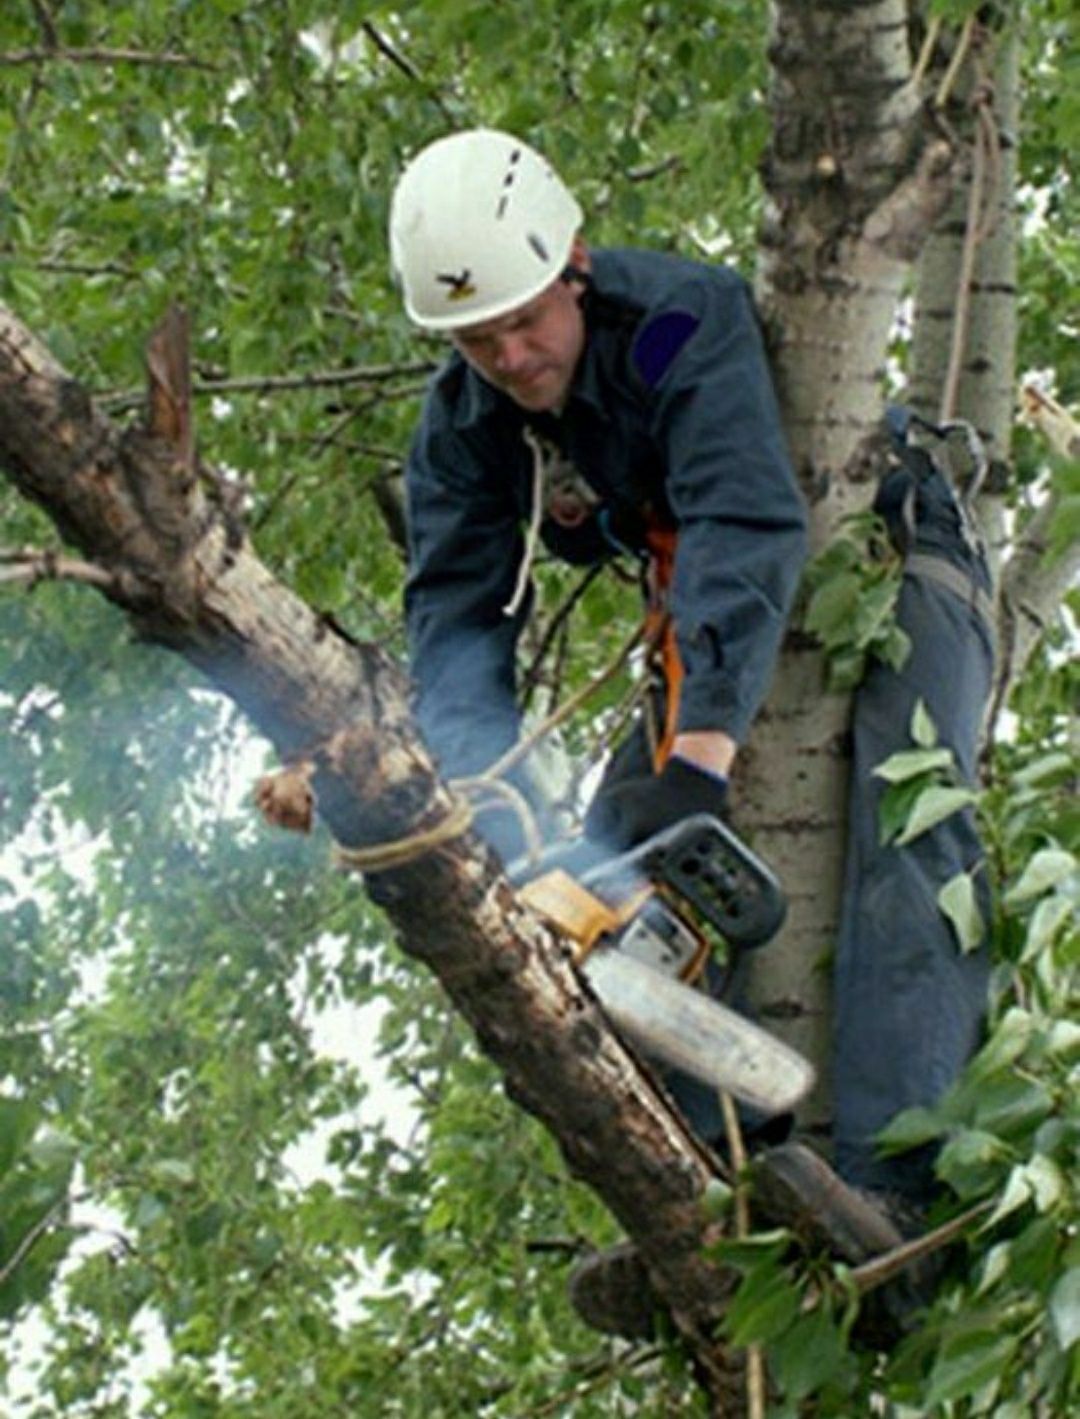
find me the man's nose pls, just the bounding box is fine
[492,334,528,375]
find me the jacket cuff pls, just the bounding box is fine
[676,672,751,745]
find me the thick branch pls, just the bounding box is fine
[0,300,738,1392]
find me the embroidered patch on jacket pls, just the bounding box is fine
[631,310,701,389]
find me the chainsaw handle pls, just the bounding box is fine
[581,814,787,950]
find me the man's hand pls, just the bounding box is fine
[584,753,729,853]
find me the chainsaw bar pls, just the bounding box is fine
[583,947,815,1116]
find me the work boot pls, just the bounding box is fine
[567,1242,663,1341]
[752,1141,942,1349]
[751,1141,910,1263]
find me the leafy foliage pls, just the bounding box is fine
[705,679,1079,1416]
[0,1,1077,1415]
[801,513,910,692]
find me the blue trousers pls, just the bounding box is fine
[833,563,994,1206]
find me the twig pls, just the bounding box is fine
[0,1194,71,1290]
[360,21,422,83]
[480,621,644,786]
[520,565,606,706]
[360,21,454,123]
[276,434,405,465]
[0,47,219,71]
[721,1092,766,1419]
[30,0,60,50]
[910,15,942,91]
[99,362,435,413]
[515,1344,665,1417]
[934,14,976,110]
[0,256,134,278]
[1021,384,1080,460]
[627,155,683,183]
[848,1199,992,1295]
[0,547,114,590]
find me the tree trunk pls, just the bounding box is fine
[744,0,957,1131]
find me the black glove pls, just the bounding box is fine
[584,754,729,853]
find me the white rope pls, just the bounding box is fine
[503,426,547,617]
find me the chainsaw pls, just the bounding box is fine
[511,814,815,1116]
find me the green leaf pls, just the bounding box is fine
[911,697,938,748]
[701,1178,734,1220]
[0,1098,39,1175]
[1049,1269,1080,1351]
[968,1008,1035,1077]
[1021,894,1076,960]
[1005,848,1077,905]
[872,746,955,784]
[709,1229,792,1268]
[1012,751,1075,787]
[723,1263,802,1347]
[895,785,978,846]
[770,1303,848,1399]
[938,870,985,953]
[982,1165,1034,1231]
[1023,1154,1066,1213]
[805,572,863,645]
[150,1158,196,1187]
[936,1129,1010,1198]
[876,1105,946,1155]
[976,1239,1012,1294]
[926,1332,1020,1408]
[878,775,931,845]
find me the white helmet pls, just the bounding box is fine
[389,129,583,332]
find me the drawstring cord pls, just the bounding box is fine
[503,426,547,617]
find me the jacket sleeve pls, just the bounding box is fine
[640,273,809,743]
[404,394,528,781]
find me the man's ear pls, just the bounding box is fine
[570,234,591,274]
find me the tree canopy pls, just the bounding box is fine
[1,2,1078,1415]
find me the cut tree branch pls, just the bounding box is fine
[0,298,741,1403]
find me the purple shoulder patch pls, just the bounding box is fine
[631,310,701,389]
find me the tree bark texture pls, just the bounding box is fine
[745,0,958,1129]
[745,6,1077,1137]
[904,22,1077,739]
[0,302,744,1402]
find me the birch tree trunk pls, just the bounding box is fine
[743,0,957,1130]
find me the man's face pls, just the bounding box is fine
[450,242,589,413]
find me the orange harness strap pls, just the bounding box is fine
[642,524,683,772]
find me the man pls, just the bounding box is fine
[390,128,807,862]
[388,129,942,1339]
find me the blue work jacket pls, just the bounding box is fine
[404,248,809,782]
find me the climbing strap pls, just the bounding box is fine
[641,522,684,772]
